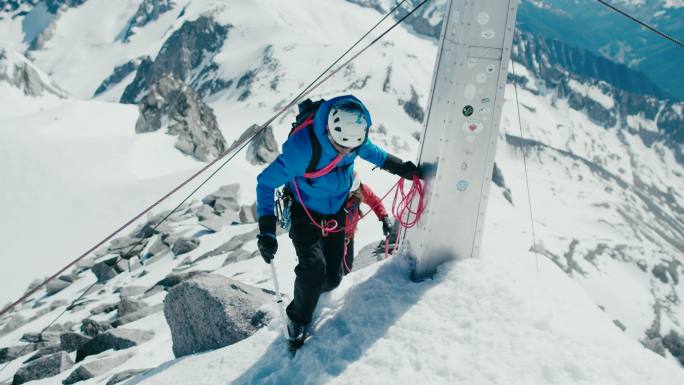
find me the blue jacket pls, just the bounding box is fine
[256,95,388,217]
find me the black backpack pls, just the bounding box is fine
[289,99,326,184]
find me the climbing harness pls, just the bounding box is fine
[275,188,293,231]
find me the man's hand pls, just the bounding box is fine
[382,154,422,180]
[258,215,278,264]
[257,234,278,263]
[381,216,394,237]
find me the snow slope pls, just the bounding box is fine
[6,191,680,385]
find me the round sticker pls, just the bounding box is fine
[457,180,469,191]
[477,12,490,26]
[464,84,476,100]
[467,58,477,68]
[462,105,474,117]
[476,73,487,83]
[481,29,495,39]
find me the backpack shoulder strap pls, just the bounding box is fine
[304,125,322,185]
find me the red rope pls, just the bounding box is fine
[293,174,426,262]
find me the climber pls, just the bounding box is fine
[341,171,393,275]
[254,95,421,352]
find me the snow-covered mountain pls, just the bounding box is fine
[1,0,683,384]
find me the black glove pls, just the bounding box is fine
[381,216,393,237]
[257,215,278,264]
[382,154,422,180]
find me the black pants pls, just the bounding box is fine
[286,200,346,325]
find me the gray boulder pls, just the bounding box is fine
[45,278,71,296]
[171,237,199,256]
[22,343,62,363]
[238,203,257,223]
[80,319,112,338]
[12,351,73,385]
[105,368,148,385]
[76,329,154,362]
[0,345,37,364]
[202,184,240,208]
[163,273,272,358]
[152,271,210,291]
[60,332,91,353]
[111,303,163,328]
[116,286,147,298]
[222,249,253,267]
[0,314,26,336]
[91,257,120,283]
[89,302,118,316]
[62,352,132,384]
[246,125,279,165]
[117,296,147,318]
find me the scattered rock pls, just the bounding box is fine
[246,125,279,165]
[60,332,91,353]
[222,249,252,267]
[116,286,147,298]
[164,273,272,357]
[195,236,245,262]
[0,345,38,364]
[82,284,104,296]
[0,314,25,336]
[12,351,73,385]
[19,333,43,343]
[49,300,69,311]
[46,278,71,296]
[89,302,118,316]
[117,296,147,318]
[111,303,163,328]
[238,203,257,223]
[91,258,119,283]
[105,368,148,385]
[663,330,684,366]
[202,184,240,208]
[652,264,670,284]
[76,328,154,362]
[153,271,211,291]
[22,343,62,364]
[63,352,133,384]
[171,237,199,256]
[198,216,226,233]
[80,319,112,338]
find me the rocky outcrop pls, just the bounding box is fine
[246,125,279,165]
[118,0,175,42]
[134,74,228,161]
[12,351,73,385]
[120,16,231,103]
[163,273,272,358]
[511,31,684,152]
[0,49,67,98]
[93,57,146,97]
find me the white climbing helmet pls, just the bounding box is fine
[327,100,368,148]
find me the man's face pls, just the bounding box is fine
[327,129,356,155]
